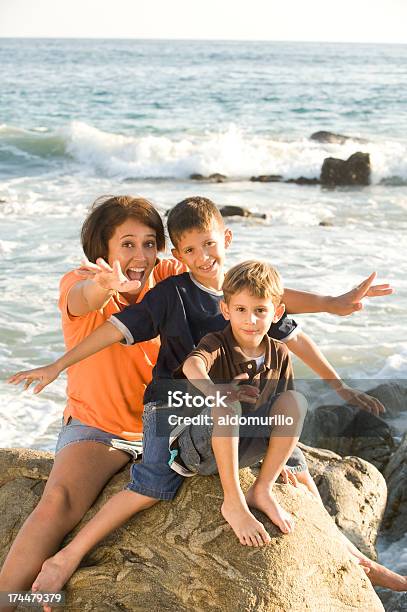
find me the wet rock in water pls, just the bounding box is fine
[320,152,371,186]
[250,175,282,182]
[377,590,407,612]
[365,382,407,420]
[319,220,334,226]
[310,131,368,144]
[298,444,386,559]
[0,448,384,612]
[382,433,407,542]
[301,404,396,472]
[189,173,228,183]
[285,177,319,185]
[219,205,267,220]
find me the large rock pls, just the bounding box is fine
[383,433,407,542]
[320,152,371,186]
[0,449,384,612]
[366,383,407,420]
[301,444,387,560]
[378,590,407,611]
[302,404,396,472]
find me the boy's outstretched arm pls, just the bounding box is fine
[8,321,123,394]
[286,331,385,416]
[283,272,393,316]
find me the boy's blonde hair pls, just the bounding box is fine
[222,260,283,306]
[167,196,224,247]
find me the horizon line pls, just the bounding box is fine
[0,36,406,46]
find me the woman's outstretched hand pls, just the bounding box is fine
[75,257,142,293]
[8,363,61,394]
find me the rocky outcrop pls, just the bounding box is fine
[190,173,228,183]
[219,205,267,220]
[300,445,387,559]
[366,383,407,420]
[0,448,384,612]
[310,131,368,144]
[285,177,319,185]
[378,590,407,612]
[383,433,407,542]
[250,175,282,183]
[301,404,396,472]
[320,152,371,186]
[250,175,319,185]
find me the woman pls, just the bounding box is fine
[0,194,397,597]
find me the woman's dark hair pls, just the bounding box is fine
[81,195,165,262]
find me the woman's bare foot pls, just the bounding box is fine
[221,499,271,546]
[32,549,80,610]
[245,483,295,534]
[359,560,407,591]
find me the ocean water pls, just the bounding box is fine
[0,39,406,573]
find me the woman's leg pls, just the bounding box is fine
[32,489,158,602]
[0,442,129,602]
[295,469,407,591]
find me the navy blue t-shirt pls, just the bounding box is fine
[110,272,299,404]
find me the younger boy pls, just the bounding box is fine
[170,260,307,546]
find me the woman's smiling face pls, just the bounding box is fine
[107,218,158,295]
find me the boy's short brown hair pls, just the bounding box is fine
[222,260,283,306]
[167,196,224,247]
[81,195,165,262]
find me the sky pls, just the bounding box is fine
[0,0,406,43]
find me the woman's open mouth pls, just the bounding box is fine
[126,267,145,282]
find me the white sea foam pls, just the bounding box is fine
[377,535,407,576]
[62,121,407,182]
[3,121,407,183]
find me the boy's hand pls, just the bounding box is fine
[336,385,385,416]
[226,373,260,405]
[328,272,393,316]
[280,467,298,487]
[8,363,61,394]
[76,258,141,293]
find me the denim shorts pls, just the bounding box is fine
[55,415,129,455]
[126,403,184,501]
[125,400,308,502]
[177,400,308,476]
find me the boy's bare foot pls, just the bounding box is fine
[245,483,295,534]
[32,549,79,611]
[221,500,271,546]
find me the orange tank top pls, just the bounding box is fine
[59,258,185,439]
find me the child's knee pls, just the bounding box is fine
[273,390,308,422]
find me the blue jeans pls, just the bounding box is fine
[126,403,184,500]
[126,401,308,501]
